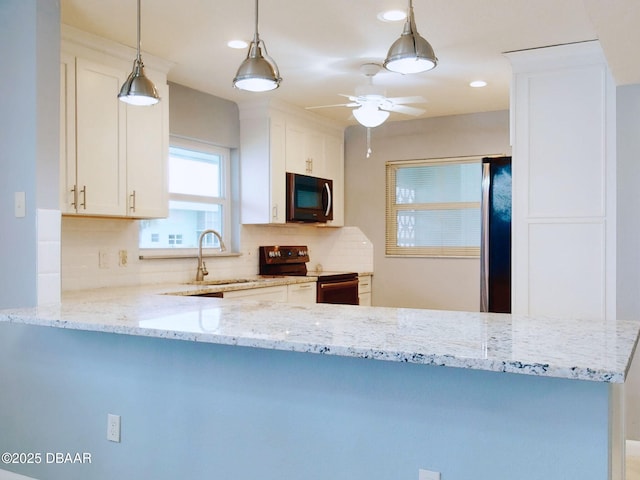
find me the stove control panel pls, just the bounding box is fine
[258,246,310,276]
[259,246,310,264]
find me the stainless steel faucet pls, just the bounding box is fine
[195,229,226,281]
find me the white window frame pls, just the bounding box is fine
[139,136,232,258]
[385,156,482,258]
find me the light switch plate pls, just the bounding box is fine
[14,192,25,218]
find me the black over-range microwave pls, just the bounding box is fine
[286,172,333,223]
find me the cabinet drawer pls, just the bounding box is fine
[358,275,372,294]
[287,282,317,304]
[224,285,288,302]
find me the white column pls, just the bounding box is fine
[507,41,616,321]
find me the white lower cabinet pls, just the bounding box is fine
[220,283,316,304]
[358,275,372,306]
[287,282,317,304]
[224,285,288,302]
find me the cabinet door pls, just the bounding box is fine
[285,123,308,174]
[126,74,169,218]
[75,58,126,216]
[285,123,325,176]
[287,282,316,304]
[60,54,76,214]
[224,285,288,301]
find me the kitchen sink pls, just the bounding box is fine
[186,278,255,286]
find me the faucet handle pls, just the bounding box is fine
[201,261,208,277]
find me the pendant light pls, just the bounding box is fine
[233,0,282,92]
[118,0,160,106]
[383,0,438,74]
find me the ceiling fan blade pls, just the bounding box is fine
[305,103,355,110]
[386,96,427,105]
[338,93,358,102]
[384,104,426,116]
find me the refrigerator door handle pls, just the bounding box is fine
[480,162,491,312]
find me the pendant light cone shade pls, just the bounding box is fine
[118,0,160,106]
[233,0,281,92]
[119,60,159,105]
[352,104,390,128]
[384,0,438,74]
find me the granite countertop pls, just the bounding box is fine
[0,282,638,383]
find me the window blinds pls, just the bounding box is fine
[385,157,482,257]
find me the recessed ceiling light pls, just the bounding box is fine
[470,80,488,88]
[377,9,407,22]
[227,40,248,49]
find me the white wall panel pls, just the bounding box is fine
[528,67,606,218]
[528,222,605,319]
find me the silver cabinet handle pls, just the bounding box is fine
[71,185,78,209]
[129,190,136,212]
[80,186,87,209]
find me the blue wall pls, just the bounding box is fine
[0,0,59,309]
[0,322,611,480]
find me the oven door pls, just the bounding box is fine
[317,278,359,305]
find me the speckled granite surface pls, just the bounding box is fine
[0,282,638,383]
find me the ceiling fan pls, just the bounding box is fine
[306,63,427,128]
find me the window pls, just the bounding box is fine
[139,138,231,253]
[386,156,482,257]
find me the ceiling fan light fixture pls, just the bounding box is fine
[383,0,438,74]
[233,0,281,92]
[353,104,390,128]
[118,0,160,106]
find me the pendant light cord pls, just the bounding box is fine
[136,0,142,62]
[253,0,260,44]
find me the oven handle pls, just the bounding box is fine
[324,182,332,217]
[318,278,359,291]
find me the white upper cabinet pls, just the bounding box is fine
[239,107,287,224]
[285,123,325,176]
[125,71,169,218]
[239,99,345,226]
[60,26,170,218]
[74,57,127,216]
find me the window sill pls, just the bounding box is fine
[139,249,242,260]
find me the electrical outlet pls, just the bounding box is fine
[419,469,441,480]
[118,250,128,267]
[107,414,121,442]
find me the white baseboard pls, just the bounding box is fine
[627,440,640,457]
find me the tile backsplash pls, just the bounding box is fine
[61,217,373,291]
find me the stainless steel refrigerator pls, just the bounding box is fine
[480,156,512,313]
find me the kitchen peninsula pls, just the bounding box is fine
[0,286,638,480]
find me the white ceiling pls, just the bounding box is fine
[60,0,640,126]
